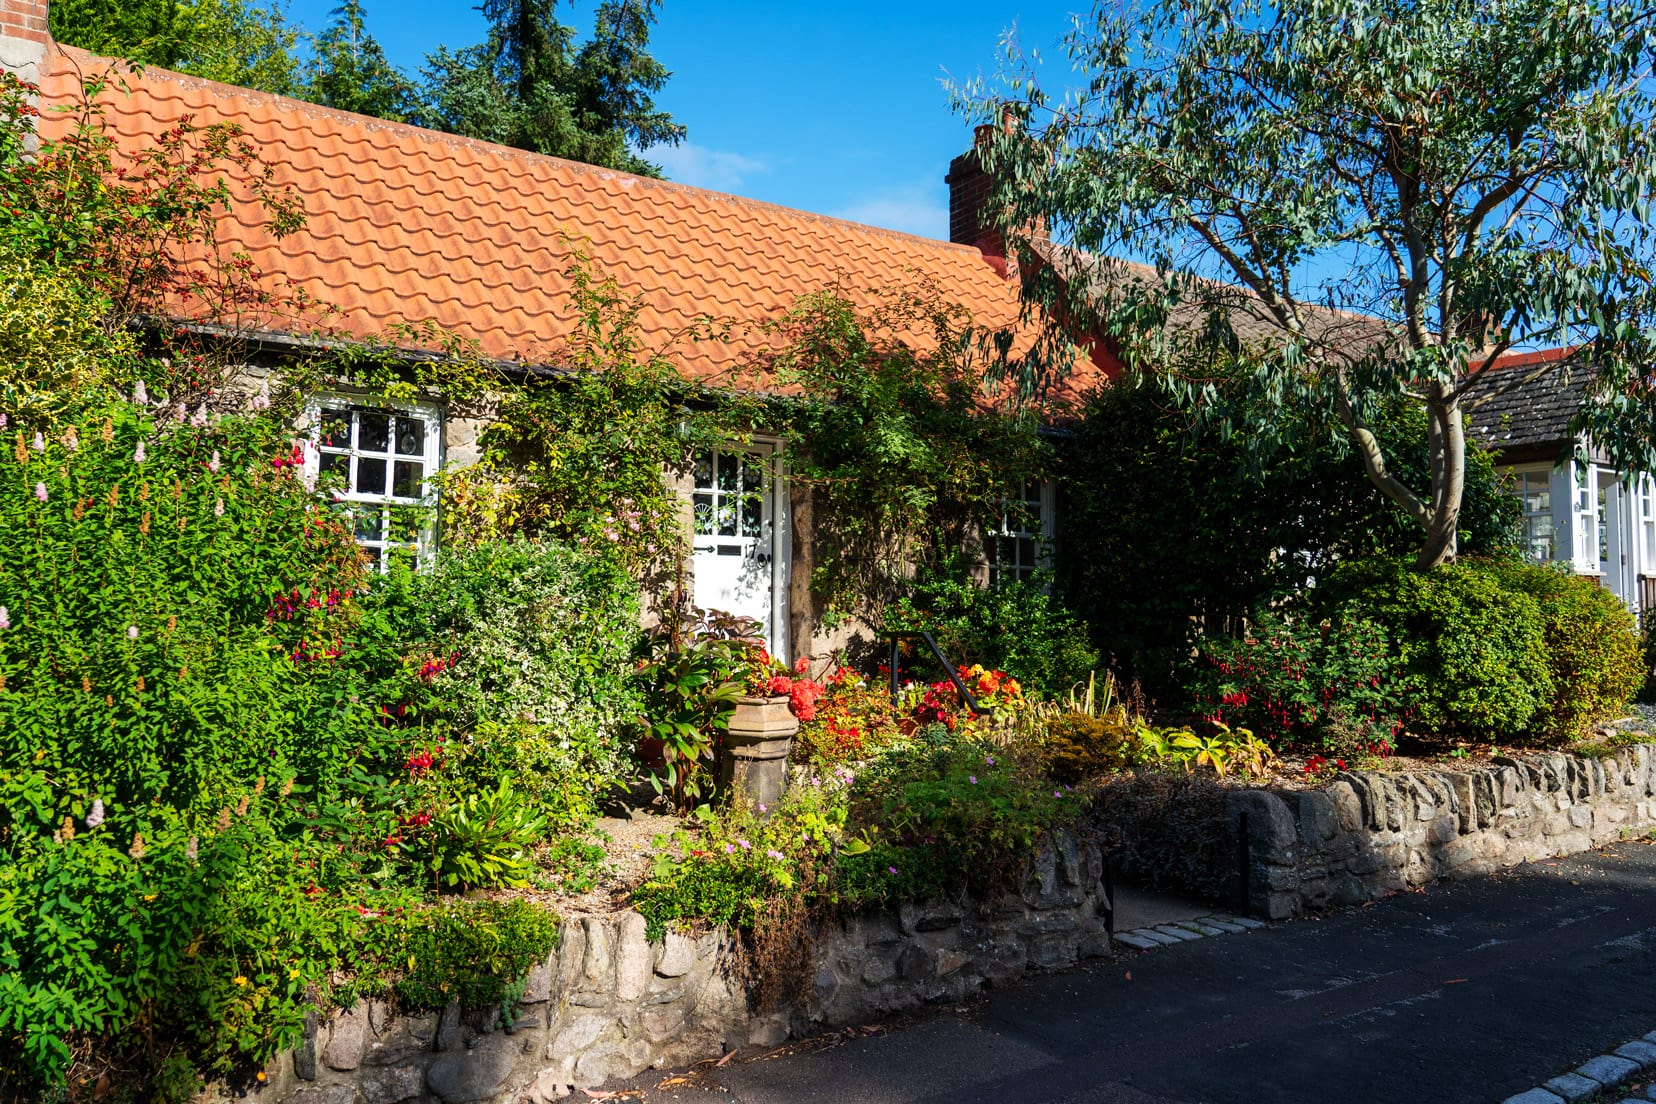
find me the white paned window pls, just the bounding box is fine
[1574,463,1599,570]
[987,481,1054,587]
[1504,469,1556,563]
[306,398,442,571]
[1643,476,1656,566]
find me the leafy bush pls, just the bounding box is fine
[1041,710,1139,783]
[1318,557,1552,740]
[0,400,367,813]
[1192,611,1405,753]
[383,900,561,1009]
[1481,560,1645,738]
[887,571,1100,699]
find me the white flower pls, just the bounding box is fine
[126,625,139,641]
[208,449,221,474]
[190,406,208,428]
[133,440,146,464]
[85,798,104,828]
[133,380,149,405]
[249,378,271,411]
[214,497,224,517]
[31,431,44,452]
[0,606,10,630]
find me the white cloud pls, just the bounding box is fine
[651,143,771,192]
[831,182,949,239]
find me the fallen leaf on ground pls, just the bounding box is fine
[657,1077,691,1087]
[1124,971,1132,981]
[715,1050,736,1067]
[1444,978,1468,985]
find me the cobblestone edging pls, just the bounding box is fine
[1502,1029,1656,1103]
[1110,913,1262,951]
[260,829,1114,1104]
[1229,745,1656,920]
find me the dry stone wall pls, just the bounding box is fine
[263,829,1112,1104]
[1231,745,1656,920]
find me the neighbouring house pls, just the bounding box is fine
[0,0,1124,665]
[1468,347,1656,618]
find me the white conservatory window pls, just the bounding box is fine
[987,481,1054,587]
[306,398,443,571]
[1643,476,1656,566]
[1505,469,1555,563]
[1574,463,1600,571]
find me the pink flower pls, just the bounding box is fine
[33,482,46,502]
[766,849,784,860]
[888,866,898,875]
[30,431,43,452]
[737,838,751,851]
[0,606,9,630]
[208,450,221,474]
[969,775,978,784]
[133,440,146,464]
[723,843,735,854]
[214,497,224,517]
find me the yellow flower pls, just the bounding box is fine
[256,1072,267,1083]
[142,893,157,902]
[288,968,300,981]
[233,975,248,987]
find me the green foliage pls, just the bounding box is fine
[887,568,1100,699]
[634,608,752,809]
[415,0,684,175]
[0,244,138,426]
[0,402,367,812]
[384,900,560,1009]
[1480,560,1645,738]
[419,779,545,891]
[0,69,309,406]
[304,1,417,121]
[960,0,1656,564]
[1138,722,1277,781]
[1319,558,1553,740]
[51,0,304,95]
[773,285,1051,622]
[1192,612,1405,754]
[1057,378,1521,697]
[1040,710,1138,784]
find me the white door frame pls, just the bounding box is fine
[688,439,791,662]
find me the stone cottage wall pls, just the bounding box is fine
[1230,744,1656,920]
[263,830,1112,1104]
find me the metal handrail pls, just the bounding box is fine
[882,630,990,716]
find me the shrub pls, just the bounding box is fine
[1482,560,1644,738]
[1192,611,1405,753]
[1318,557,1552,741]
[382,900,561,1009]
[1041,710,1139,784]
[886,572,1100,699]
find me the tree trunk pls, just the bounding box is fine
[1414,385,1466,570]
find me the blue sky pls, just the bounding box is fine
[280,1,1079,239]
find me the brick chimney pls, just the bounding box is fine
[945,124,1004,257]
[0,0,50,82]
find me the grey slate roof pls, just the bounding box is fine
[1465,359,1586,456]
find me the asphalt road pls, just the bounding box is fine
[620,840,1656,1104]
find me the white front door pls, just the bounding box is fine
[691,445,787,657]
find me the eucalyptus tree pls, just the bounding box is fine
[958,0,1656,567]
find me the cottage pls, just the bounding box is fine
[1469,347,1656,617]
[0,0,1127,662]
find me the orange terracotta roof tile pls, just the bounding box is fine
[35,45,1061,397]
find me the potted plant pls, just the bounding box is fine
[723,646,825,810]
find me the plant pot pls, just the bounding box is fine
[719,694,798,811]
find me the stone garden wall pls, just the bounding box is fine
[265,830,1112,1104]
[1231,744,1656,920]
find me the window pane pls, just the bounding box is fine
[319,408,351,448]
[354,509,384,541]
[694,451,713,490]
[356,456,387,495]
[359,412,390,452]
[395,416,425,456]
[742,493,761,537]
[392,460,423,499]
[319,451,349,483]
[717,498,737,537]
[716,452,737,493]
[1019,537,1036,567]
[693,493,714,535]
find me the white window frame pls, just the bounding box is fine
[987,480,1055,588]
[1503,465,1558,564]
[301,395,444,572]
[687,441,790,660]
[1574,460,1601,573]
